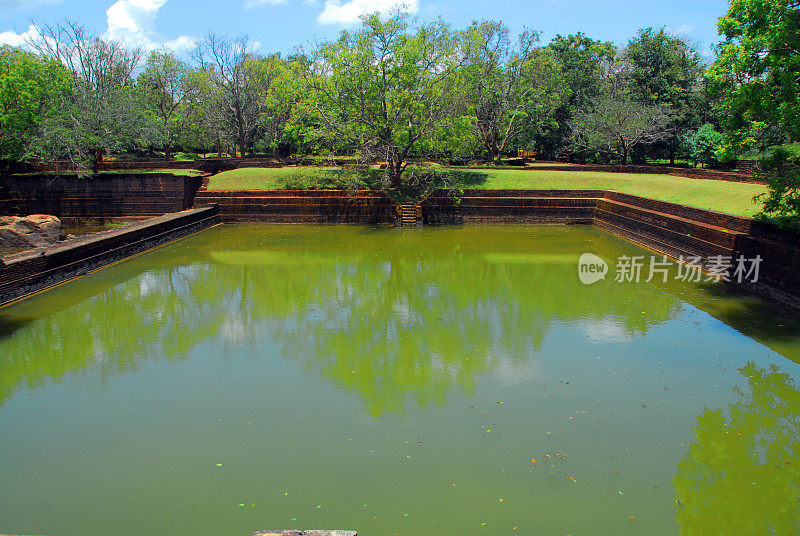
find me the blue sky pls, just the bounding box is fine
[0,0,730,59]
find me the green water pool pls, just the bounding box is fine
[1,225,798,536]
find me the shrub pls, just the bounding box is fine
[755,147,800,229]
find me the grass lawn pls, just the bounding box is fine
[206,167,336,190]
[206,166,767,217]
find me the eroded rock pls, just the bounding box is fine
[0,215,65,248]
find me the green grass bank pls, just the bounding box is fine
[206,167,767,218]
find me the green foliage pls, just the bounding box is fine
[626,27,705,163]
[137,49,193,158]
[686,123,725,166]
[755,147,800,228]
[306,11,464,187]
[572,83,673,164]
[709,0,800,155]
[26,22,144,173]
[537,33,617,158]
[626,27,703,110]
[460,21,568,163]
[0,46,72,161]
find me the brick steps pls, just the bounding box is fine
[398,203,420,227]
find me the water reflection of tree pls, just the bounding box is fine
[0,227,681,413]
[673,362,800,535]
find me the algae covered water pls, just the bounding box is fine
[1,225,799,536]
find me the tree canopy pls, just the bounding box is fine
[0,4,792,213]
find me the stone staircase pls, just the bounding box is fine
[398,203,421,227]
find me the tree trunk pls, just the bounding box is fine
[621,144,628,165]
[92,147,103,175]
[391,160,403,189]
[485,144,495,164]
[669,136,676,166]
[165,145,172,160]
[238,130,246,159]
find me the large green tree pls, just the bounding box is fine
[306,11,464,188]
[192,33,261,158]
[137,50,195,159]
[0,46,71,163]
[710,0,800,226]
[571,62,673,164]
[537,33,617,160]
[461,21,567,164]
[626,27,704,164]
[709,0,800,153]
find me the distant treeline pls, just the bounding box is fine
[0,2,797,194]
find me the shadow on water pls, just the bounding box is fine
[682,281,800,363]
[674,362,800,534]
[0,315,35,340]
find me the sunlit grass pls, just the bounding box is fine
[206,166,767,217]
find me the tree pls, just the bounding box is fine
[461,21,567,164]
[537,33,617,160]
[28,22,143,173]
[755,147,800,228]
[180,67,228,156]
[625,27,704,164]
[571,69,673,164]
[686,123,724,167]
[0,46,71,163]
[306,11,464,189]
[137,49,193,159]
[246,54,305,158]
[192,33,260,158]
[709,0,800,155]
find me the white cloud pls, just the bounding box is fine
[318,0,418,25]
[667,24,694,35]
[243,0,287,8]
[0,24,40,47]
[105,0,196,52]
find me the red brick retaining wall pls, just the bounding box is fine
[0,173,203,219]
[196,190,397,224]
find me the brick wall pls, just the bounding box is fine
[196,190,397,224]
[0,173,203,219]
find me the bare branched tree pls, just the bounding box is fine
[27,21,143,173]
[571,59,672,163]
[192,34,260,158]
